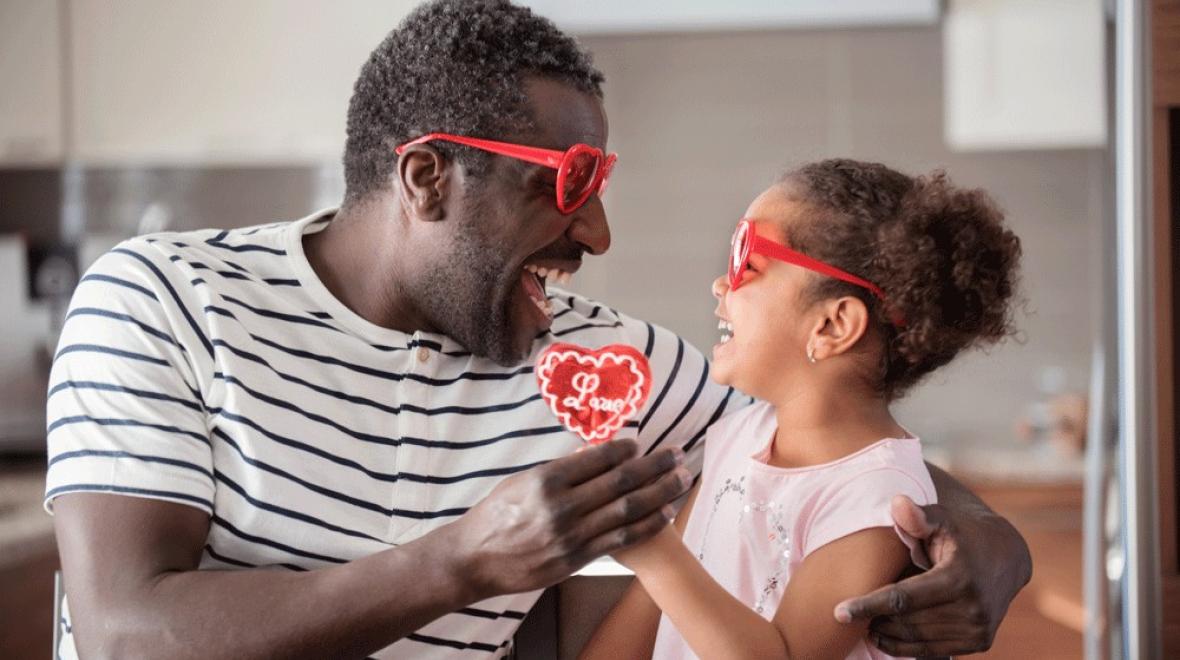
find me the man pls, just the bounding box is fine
[47,1,1030,658]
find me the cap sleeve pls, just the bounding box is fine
[801,465,935,559]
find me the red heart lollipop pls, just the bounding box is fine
[536,343,653,445]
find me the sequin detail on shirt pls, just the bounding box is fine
[694,475,794,614]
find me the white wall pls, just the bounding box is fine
[573,26,1105,451]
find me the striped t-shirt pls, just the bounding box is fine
[44,209,747,659]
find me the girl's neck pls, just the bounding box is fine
[764,377,907,469]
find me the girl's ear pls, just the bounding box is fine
[809,296,870,361]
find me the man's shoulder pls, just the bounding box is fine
[544,289,690,357]
[128,219,296,262]
[86,212,319,289]
[74,215,313,324]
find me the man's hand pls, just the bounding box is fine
[451,439,692,599]
[833,495,1032,656]
[611,523,681,572]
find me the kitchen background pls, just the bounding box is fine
[0,1,1112,658]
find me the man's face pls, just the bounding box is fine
[416,78,611,366]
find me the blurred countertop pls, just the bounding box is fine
[0,455,54,569]
[926,440,1085,486]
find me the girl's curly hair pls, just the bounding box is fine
[782,159,1023,399]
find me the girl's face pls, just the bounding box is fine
[710,186,819,399]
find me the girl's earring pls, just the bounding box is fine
[807,344,817,364]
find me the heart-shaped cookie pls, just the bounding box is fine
[536,343,653,444]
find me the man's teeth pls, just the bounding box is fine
[531,294,554,317]
[524,264,573,285]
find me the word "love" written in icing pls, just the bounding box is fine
[562,372,627,414]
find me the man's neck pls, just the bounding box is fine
[304,202,434,334]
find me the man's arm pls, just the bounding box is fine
[834,463,1033,656]
[55,439,693,660]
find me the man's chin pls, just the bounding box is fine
[439,291,534,366]
[488,327,534,366]
[467,339,529,367]
[450,319,530,367]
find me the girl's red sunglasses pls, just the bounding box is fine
[395,133,617,215]
[729,219,903,325]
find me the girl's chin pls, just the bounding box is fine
[708,359,736,389]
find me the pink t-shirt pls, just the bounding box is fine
[651,401,937,660]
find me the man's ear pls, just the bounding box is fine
[810,296,870,360]
[395,145,453,222]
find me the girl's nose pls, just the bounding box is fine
[711,275,729,300]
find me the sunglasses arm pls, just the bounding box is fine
[750,235,887,300]
[395,133,564,169]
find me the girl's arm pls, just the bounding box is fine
[578,483,702,660]
[622,526,910,660]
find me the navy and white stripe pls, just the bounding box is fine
[45,209,747,659]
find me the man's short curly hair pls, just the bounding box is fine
[342,0,605,206]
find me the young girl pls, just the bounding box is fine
[579,159,1022,660]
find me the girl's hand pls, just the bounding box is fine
[611,517,681,573]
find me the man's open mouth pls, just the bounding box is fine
[521,263,575,319]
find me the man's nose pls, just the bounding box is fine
[567,196,611,256]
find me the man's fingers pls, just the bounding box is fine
[867,602,973,627]
[576,505,671,563]
[574,465,690,541]
[544,438,640,487]
[871,630,992,657]
[871,618,978,643]
[890,495,932,540]
[834,566,960,622]
[568,446,687,515]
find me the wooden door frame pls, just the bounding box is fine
[1151,1,1180,656]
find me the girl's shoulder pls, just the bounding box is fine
[794,438,935,554]
[802,436,934,505]
[705,399,777,452]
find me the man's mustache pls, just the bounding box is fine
[526,241,585,265]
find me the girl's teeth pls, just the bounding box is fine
[717,318,734,345]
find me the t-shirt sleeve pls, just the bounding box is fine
[620,315,751,480]
[44,240,215,515]
[801,466,937,559]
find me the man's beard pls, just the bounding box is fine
[417,225,524,365]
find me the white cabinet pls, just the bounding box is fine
[943,0,1107,151]
[0,1,65,165]
[67,0,417,165]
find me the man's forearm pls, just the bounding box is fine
[91,521,476,660]
[926,462,993,514]
[924,461,1032,585]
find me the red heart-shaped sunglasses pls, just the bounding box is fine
[396,133,617,215]
[728,218,903,326]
